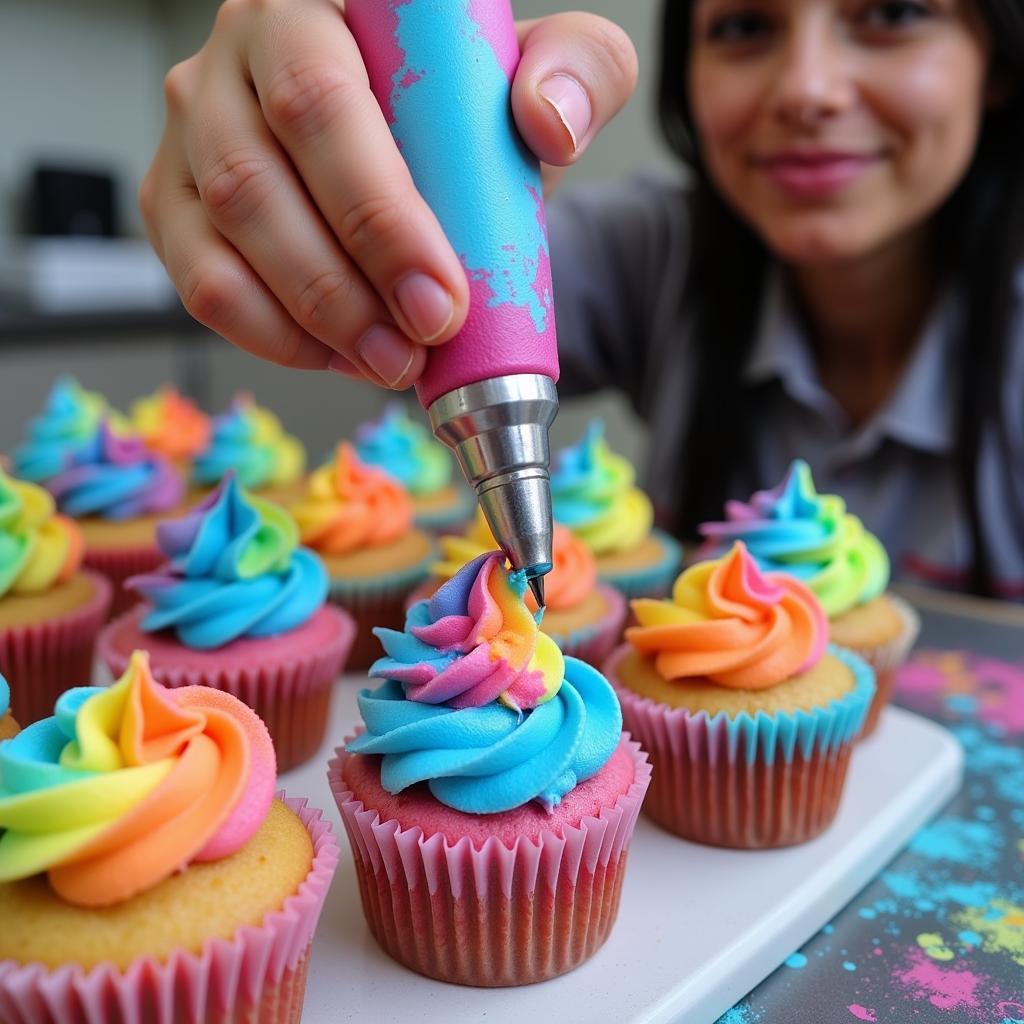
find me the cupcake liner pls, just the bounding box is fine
[99,606,355,771]
[605,644,875,848]
[843,594,921,738]
[83,544,165,621]
[0,794,338,1024]
[597,528,683,601]
[328,736,652,987]
[0,571,113,726]
[328,560,433,671]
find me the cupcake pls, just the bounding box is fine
[699,459,919,736]
[604,543,875,848]
[0,650,337,1024]
[192,393,306,506]
[289,443,434,669]
[411,509,628,665]
[551,421,682,599]
[130,385,212,470]
[328,552,650,986]
[354,402,474,532]
[99,475,355,770]
[0,674,18,739]
[0,468,112,725]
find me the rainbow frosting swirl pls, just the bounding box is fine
[129,474,327,649]
[354,402,452,495]
[0,469,83,597]
[13,378,124,484]
[699,460,890,617]
[550,421,653,555]
[131,387,211,461]
[0,650,276,907]
[433,510,597,613]
[627,543,828,689]
[290,443,413,556]
[347,552,622,813]
[193,394,305,490]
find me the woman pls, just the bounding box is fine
[141,0,1024,597]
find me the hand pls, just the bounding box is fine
[141,0,638,388]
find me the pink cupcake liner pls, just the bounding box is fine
[845,594,920,738]
[0,571,113,726]
[605,647,859,849]
[327,736,651,987]
[99,606,355,771]
[83,544,165,622]
[0,795,338,1024]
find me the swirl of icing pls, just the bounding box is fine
[349,656,621,814]
[290,443,414,556]
[131,387,211,461]
[44,419,184,521]
[371,552,564,712]
[550,421,653,555]
[0,650,275,907]
[128,474,328,649]
[0,673,9,719]
[193,393,305,489]
[354,402,452,495]
[0,468,83,597]
[626,542,828,689]
[699,460,890,617]
[12,377,116,484]
[433,510,597,612]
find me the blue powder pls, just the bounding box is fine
[785,953,808,969]
[717,1006,757,1024]
[908,817,1002,868]
[822,924,835,934]
[976,805,996,821]
[858,908,878,920]
[958,930,983,946]
[843,961,857,972]
[945,694,978,714]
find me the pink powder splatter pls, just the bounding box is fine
[894,947,984,1012]
[848,1006,877,1022]
[973,657,1024,733]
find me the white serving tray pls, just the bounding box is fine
[282,683,963,1024]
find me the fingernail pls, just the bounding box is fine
[327,353,361,378]
[394,272,454,343]
[357,324,417,387]
[538,74,591,154]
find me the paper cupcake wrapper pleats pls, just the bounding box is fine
[0,795,338,1024]
[83,544,165,621]
[327,737,652,987]
[0,571,112,726]
[99,607,355,771]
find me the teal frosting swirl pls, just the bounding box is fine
[354,402,452,496]
[0,673,8,721]
[347,656,622,814]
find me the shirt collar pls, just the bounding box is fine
[742,269,957,455]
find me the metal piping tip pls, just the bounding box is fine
[527,574,545,609]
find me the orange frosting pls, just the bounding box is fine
[626,543,828,690]
[290,443,414,555]
[132,387,211,461]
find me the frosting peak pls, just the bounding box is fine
[131,387,211,461]
[0,650,275,906]
[354,402,452,495]
[627,542,828,689]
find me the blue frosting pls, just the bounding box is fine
[13,378,104,483]
[0,674,9,722]
[354,403,452,496]
[347,657,622,814]
[129,475,328,649]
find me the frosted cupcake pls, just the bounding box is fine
[604,543,875,848]
[699,459,919,736]
[328,552,650,986]
[0,674,18,739]
[99,475,355,770]
[0,469,112,724]
[192,393,306,505]
[130,385,211,470]
[289,443,434,669]
[551,421,682,599]
[354,402,474,532]
[0,651,337,1024]
[410,509,628,666]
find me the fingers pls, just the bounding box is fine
[246,2,470,348]
[512,13,639,167]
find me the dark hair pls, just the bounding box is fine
[658,0,1024,596]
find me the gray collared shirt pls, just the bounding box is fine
[548,172,1024,598]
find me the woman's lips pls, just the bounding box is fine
[756,152,881,198]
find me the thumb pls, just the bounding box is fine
[512,13,639,166]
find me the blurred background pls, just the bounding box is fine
[0,0,673,464]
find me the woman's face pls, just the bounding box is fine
[688,0,992,266]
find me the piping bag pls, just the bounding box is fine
[346,0,558,608]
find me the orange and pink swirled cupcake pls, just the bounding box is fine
[604,542,875,848]
[130,385,212,471]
